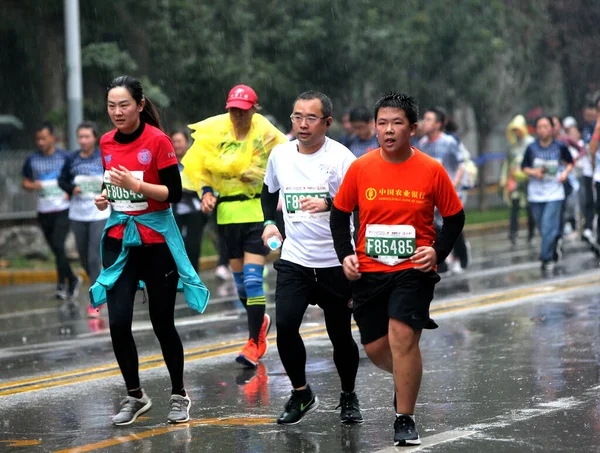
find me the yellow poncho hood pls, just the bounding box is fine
[506,115,531,146]
[181,113,287,198]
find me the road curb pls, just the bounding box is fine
[464,217,526,235]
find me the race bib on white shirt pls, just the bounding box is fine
[283,181,329,222]
[365,224,416,266]
[104,170,147,211]
[39,179,69,213]
[533,157,559,181]
[74,175,104,199]
[70,175,109,221]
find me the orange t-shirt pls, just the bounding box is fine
[334,148,463,273]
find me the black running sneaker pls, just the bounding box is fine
[277,386,318,425]
[337,391,363,424]
[394,414,421,446]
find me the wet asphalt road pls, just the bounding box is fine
[1,230,600,452]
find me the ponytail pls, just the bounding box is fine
[140,96,163,131]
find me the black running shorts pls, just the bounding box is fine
[218,222,270,259]
[351,269,441,345]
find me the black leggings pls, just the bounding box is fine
[38,210,76,285]
[274,260,359,393]
[103,237,184,394]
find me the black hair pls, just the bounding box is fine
[349,106,372,123]
[425,106,447,127]
[373,92,419,124]
[77,121,98,138]
[171,129,190,142]
[36,122,54,135]
[106,75,163,131]
[534,115,554,128]
[445,118,459,134]
[294,91,333,118]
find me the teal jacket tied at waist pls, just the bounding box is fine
[89,208,210,313]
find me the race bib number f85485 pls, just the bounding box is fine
[283,182,329,222]
[104,170,147,211]
[365,224,416,266]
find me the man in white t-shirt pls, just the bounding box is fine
[261,91,362,426]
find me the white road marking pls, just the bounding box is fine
[373,430,478,452]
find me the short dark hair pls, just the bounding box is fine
[349,106,372,123]
[77,121,98,138]
[535,115,554,128]
[425,106,447,127]
[373,92,419,124]
[294,91,333,118]
[36,122,54,135]
[445,118,459,134]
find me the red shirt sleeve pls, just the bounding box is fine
[434,166,463,217]
[334,160,359,213]
[155,135,178,170]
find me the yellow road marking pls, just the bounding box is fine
[6,273,599,453]
[1,274,598,399]
[0,440,42,447]
[0,325,327,393]
[52,417,275,453]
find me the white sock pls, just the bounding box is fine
[396,413,415,422]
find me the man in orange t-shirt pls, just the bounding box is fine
[330,92,465,447]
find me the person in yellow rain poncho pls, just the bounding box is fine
[182,85,288,368]
[501,114,536,245]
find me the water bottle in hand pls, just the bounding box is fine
[267,236,282,251]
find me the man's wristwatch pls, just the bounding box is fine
[324,196,333,210]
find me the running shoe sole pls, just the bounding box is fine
[112,400,152,426]
[235,354,258,368]
[394,437,421,447]
[341,414,364,425]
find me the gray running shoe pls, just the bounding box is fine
[168,394,191,423]
[112,389,152,426]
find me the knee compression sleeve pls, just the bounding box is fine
[243,264,265,306]
[233,271,247,301]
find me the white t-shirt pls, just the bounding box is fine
[264,137,355,268]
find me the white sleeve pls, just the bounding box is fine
[332,149,356,195]
[264,149,280,193]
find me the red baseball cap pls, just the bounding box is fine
[225,85,258,110]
